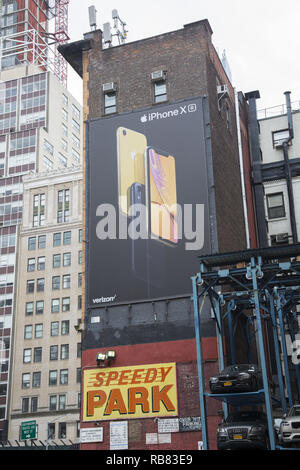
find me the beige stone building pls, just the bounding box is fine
[7,166,83,445]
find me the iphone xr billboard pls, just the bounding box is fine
[87,97,211,306]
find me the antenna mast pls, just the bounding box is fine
[112,9,128,45]
[54,0,70,87]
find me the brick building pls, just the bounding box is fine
[59,19,248,450]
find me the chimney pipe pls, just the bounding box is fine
[284,91,294,140]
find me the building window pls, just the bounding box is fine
[59,394,66,410]
[37,256,45,270]
[78,273,82,287]
[63,231,71,245]
[50,345,58,361]
[25,302,34,316]
[27,279,34,293]
[62,274,70,289]
[104,92,116,115]
[51,322,59,337]
[22,398,29,413]
[38,235,46,249]
[23,348,32,363]
[32,371,41,388]
[61,320,69,336]
[79,229,83,242]
[53,254,61,268]
[24,325,33,339]
[61,344,69,360]
[63,252,71,267]
[31,397,38,412]
[72,148,80,163]
[34,347,42,363]
[49,395,57,411]
[154,80,167,103]
[76,367,81,384]
[72,133,80,149]
[72,104,80,120]
[36,300,44,315]
[61,138,68,152]
[62,297,70,312]
[53,233,61,247]
[78,250,82,265]
[44,139,54,155]
[37,278,45,292]
[33,193,45,227]
[52,276,60,290]
[57,189,70,223]
[62,123,68,137]
[28,237,36,250]
[58,422,67,439]
[48,423,55,439]
[266,192,285,219]
[49,370,58,386]
[77,342,81,358]
[22,373,30,389]
[27,258,35,272]
[62,94,68,108]
[58,152,67,167]
[51,298,60,313]
[35,323,43,339]
[60,369,68,385]
[72,118,80,133]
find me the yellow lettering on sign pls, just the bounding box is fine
[83,362,178,421]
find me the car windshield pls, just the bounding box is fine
[227,364,256,373]
[225,412,265,423]
[288,406,300,417]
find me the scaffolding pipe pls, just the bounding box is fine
[192,275,209,450]
[250,257,276,450]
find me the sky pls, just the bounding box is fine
[65,0,300,112]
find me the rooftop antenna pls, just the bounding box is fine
[103,22,112,47]
[112,9,128,45]
[88,5,97,31]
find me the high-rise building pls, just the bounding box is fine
[0,63,83,442]
[0,0,51,70]
[7,166,82,446]
[60,19,249,450]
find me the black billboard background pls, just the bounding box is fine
[87,97,212,307]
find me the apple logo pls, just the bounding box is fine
[140,114,147,123]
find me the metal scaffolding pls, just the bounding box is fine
[192,243,300,450]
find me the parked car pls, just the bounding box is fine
[217,410,270,450]
[209,364,266,394]
[279,405,300,446]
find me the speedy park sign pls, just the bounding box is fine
[83,363,178,421]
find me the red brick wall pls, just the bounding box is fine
[80,338,222,450]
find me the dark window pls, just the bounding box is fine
[267,193,285,219]
[104,92,116,115]
[154,81,167,103]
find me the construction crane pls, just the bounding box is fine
[54,0,70,87]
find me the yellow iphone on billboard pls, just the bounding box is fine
[116,127,147,216]
[145,146,178,246]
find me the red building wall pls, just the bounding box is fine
[80,338,221,450]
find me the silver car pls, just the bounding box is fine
[279,405,300,445]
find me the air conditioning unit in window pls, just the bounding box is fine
[217,84,229,96]
[275,233,289,244]
[151,70,165,81]
[102,82,116,93]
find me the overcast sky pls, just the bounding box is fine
[66,0,300,112]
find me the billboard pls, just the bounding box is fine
[87,97,211,306]
[82,363,178,421]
